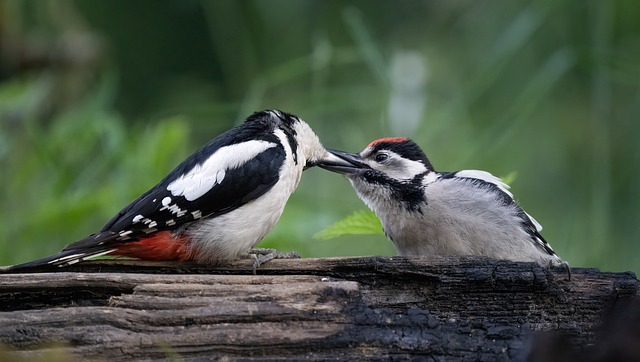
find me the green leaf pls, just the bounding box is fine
[314,210,384,240]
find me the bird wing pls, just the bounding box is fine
[444,170,558,257]
[68,139,286,251]
[452,170,514,198]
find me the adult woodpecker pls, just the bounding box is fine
[319,137,569,272]
[9,110,348,272]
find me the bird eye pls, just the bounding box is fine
[375,153,388,163]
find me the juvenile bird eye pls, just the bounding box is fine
[375,153,388,162]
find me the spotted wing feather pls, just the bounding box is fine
[65,142,285,252]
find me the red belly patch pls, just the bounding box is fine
[112,231,193,261]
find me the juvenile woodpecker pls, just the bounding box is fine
[10,110,347,272]
[319,137,568,271]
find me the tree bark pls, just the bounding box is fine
[0,256,637,361]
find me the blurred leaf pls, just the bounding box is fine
[500,171,518,186]
[314,210,383,240]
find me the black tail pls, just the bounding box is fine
[3,247,115,273]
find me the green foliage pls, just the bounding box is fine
[314,210,383,240]
[0,75,192,264]
[1,0,639,273]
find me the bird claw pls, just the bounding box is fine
[560,261,571,281]
[549,259,571,281]
[248,248,300,274]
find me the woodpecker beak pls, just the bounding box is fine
[316,149,370,175]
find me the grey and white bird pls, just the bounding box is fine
[319,137,568,271]
[9,110,349,272]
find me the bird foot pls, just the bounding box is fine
[560,261,572,281]
[248,248,300,274]
[549,259,571,281]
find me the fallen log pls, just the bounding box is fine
[0,256,637,361]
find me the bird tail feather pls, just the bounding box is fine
[5,247,115,272]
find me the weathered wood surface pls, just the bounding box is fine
[0,256,637,361]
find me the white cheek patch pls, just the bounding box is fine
[383,151,428,180]
[167,140,277,201]
[422,172,438,185]
[273,128,296,162]
[401,159,428,179]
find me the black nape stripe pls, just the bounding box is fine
[272,110,299,165]
[244,110,300,164]
[363,170,426,213]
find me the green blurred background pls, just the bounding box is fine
[1,0,638,272]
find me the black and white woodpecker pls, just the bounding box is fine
[319,137,569,272]
[9,110,352,272]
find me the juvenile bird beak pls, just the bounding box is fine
[316,149,370,174]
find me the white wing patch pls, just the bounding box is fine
[167,140,278,201]
[381,150,428,181]
[455,170,514,198]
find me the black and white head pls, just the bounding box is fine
[318,137,433,211]
[242,110,337,169]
